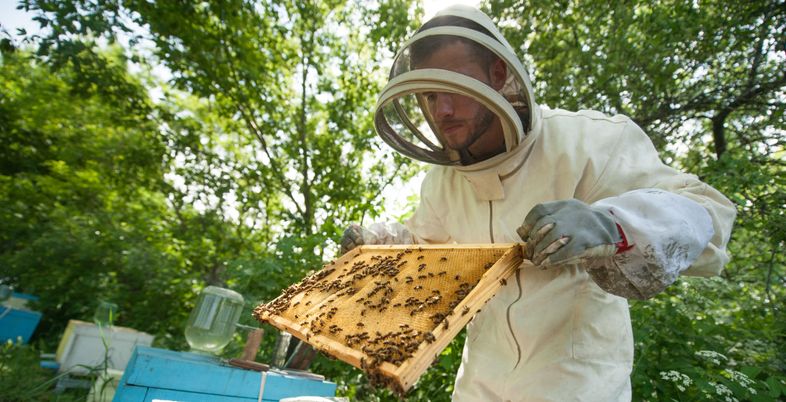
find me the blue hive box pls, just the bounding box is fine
[114,346,337,401]
[0,293,42,344]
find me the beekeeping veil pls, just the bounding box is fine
[374,5,537,166]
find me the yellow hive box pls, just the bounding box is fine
[254,243,529,394]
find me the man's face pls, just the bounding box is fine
[416,41,505,155]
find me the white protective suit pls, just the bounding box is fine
[367,5,736,401]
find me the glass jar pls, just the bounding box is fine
[184,286,245,355]
[93,301,119,326]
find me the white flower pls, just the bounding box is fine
[659,370,692,391]
[695,350,728,366]
[710,382,738,402]
[725,370,757,394]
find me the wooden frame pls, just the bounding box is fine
[255,243,529,393]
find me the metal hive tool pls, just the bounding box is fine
[253,243,529,394]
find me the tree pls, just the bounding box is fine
[2,0,431,397]
[0,46,190,345]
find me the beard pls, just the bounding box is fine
[468,107,496,148]
[444,107,496,150]
[439,107,496,150]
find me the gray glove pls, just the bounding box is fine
[339,223,368,255]
[516,199,623,266]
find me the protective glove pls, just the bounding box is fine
[516,199,628,266]
[339,222,414,255]
[339,223,372,255]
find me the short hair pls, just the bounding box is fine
[409,16,499,70]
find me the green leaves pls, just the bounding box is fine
[3,0,425,358]
[3,1,781,400]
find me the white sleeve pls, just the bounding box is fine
[589,188,714,299]
[363,222,416,245]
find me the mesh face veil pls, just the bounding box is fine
[374,6,536,166]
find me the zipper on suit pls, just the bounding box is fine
[509,271,523,369]
[488,200,524,369]
[488,201,495,243]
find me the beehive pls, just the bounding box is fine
[253,243,528,394]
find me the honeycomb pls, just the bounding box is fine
[254,244,524,394]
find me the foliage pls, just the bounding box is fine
[0,340,52,401]
[0,0,783,401]
[631,278,786,401]
[0,340,87,401]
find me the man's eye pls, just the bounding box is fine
[424,92,436,102]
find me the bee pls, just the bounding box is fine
[500,278,507,286]
[440,256,448,262]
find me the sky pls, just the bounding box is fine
[0,1,41,37]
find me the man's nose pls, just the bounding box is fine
[433,93,454,119]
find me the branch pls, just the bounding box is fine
[298,26,314,235]
[765,246,776,300]
[357,160,407,225]
[214,18,305,217]
[711,71,786,158]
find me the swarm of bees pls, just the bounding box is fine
[253,245,514,394]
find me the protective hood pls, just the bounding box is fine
[374,5,539,168]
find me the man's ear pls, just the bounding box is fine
[489,58,507,90]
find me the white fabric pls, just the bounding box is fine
[593,189,715,298]
[402,109,735,402]
[361,222,415,246]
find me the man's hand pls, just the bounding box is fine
[516,199,625,266]
[339,223,368,255]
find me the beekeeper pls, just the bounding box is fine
[341,5,736,401]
